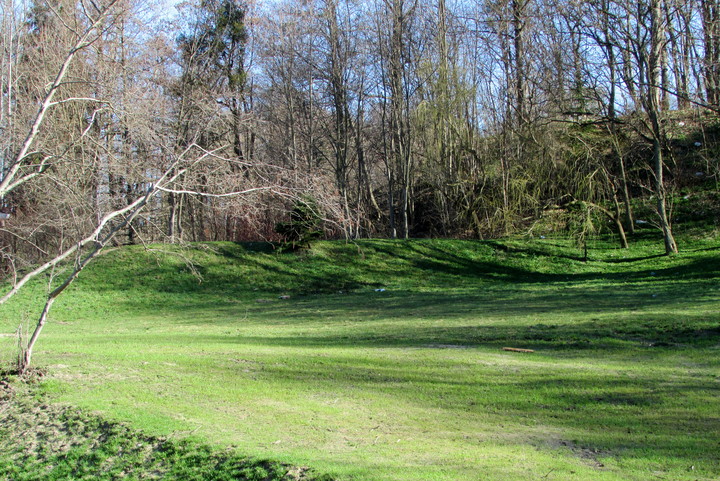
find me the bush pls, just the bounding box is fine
[275,196,323,251]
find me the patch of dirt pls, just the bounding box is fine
[285,466,316,480]
[423,344,473,349]
[0,379,14,402]
[550,439,609,469]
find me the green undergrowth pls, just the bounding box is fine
[0,232,719,480]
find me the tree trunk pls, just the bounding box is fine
[618,154,635,234]
[702,0,720,106]
[390,0,405,238]
[512,0,527,127]
[649,0,678,254]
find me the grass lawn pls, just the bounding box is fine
[1,233,719,480]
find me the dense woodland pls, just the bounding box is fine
[1,0,720,275]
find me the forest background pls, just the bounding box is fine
[2,0,720,277]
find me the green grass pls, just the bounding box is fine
[1,233,719,480]
[0,393,305,481]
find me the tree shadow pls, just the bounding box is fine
[362,240,720,285]
[592,253,666,263]
[81,239,720,303]
[60,240,720,477]
[197,310,720,353]
[163,330,720,470]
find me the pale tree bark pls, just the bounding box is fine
[0,0,122,200]
[13,144,279,373]
[648,0,678,254]
[666,1,693,110]
[599,0,635,234]
[594,0,636,234]
[511,0,529,127]
[387,0,414,239]
[372,2,396,238]
[0,0,18,158]
[353,73,381,236]
[323,0,355,239]
[0,0,18,204]
[496,0,530,233]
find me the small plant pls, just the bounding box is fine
[2,315,31,376]
[275,196,323,251]
[565,201,599,261]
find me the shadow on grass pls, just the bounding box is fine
[85,243,377,296]
[0,398,327,481]
[413,242,719,283]
[343,239,720,287]
[170,270,719,324]
[179,334,720,470]
[591,253,667,263]
[196,312,720,353]
[30,239,720,479]
[78,240,720,305]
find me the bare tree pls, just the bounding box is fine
[647,0,678,253]
[701,0,720,106]
[0,0,122,200]
[0,0,296,374]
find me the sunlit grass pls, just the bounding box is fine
[1,233,719,480]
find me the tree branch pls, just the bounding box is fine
[0,0,121,199]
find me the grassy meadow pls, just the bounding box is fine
[1,233,719,480]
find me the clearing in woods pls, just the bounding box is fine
[0,236,719,480]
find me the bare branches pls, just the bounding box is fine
[9,133,290,372]
[47,97,112,108]
[0,0,122,199]
[156,186,275,198]
[0,140,255,305]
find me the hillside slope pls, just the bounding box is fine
[1,236,719,481]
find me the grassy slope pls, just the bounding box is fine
[1,233,719,480]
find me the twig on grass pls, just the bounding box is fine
[502,347,535,353]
